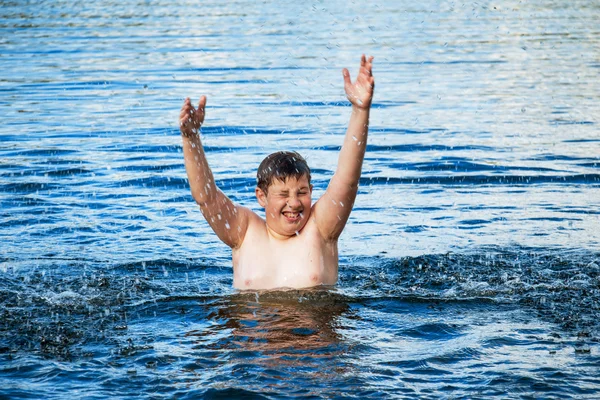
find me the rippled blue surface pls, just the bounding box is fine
[1,0,600,398]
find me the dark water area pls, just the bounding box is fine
[2,0,600,398]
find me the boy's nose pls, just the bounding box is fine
[286,197,302,209]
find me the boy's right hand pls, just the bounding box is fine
[179,96,207,138]
[342,55,375,110]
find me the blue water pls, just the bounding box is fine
[1,0,600,398]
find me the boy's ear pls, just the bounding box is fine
[255,187,267,207]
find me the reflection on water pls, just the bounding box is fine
[184,289,353,392]
[215,290,347,353]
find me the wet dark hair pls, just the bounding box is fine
[256,151,311,193]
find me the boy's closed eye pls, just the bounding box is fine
[279,190,309,197]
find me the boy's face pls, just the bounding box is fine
[255,175,312,238]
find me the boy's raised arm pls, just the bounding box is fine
[313,55,375,241]
[180,96,250,248]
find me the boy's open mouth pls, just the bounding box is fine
[282,211,301,222]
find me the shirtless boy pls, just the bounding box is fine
[179,55,375,290]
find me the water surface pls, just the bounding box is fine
[1,0,599,398]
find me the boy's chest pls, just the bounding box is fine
[232,224,338,290]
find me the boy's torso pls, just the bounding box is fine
[232,213,338,290]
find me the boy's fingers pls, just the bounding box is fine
[181,98,191,113]
[361,56,373,76]
[180,107,191,119]
[342,68,352,87]
[198,95,207,110]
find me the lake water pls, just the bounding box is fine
[1,0,600,398]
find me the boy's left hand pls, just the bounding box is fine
[343,55,375,109]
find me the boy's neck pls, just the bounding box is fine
[266,225,300,241]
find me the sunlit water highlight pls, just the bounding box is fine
[1,0,599,398]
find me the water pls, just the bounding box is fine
[1,0,600,398]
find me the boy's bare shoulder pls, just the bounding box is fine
[237,206,266,233]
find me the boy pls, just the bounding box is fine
[179,55,375,290]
